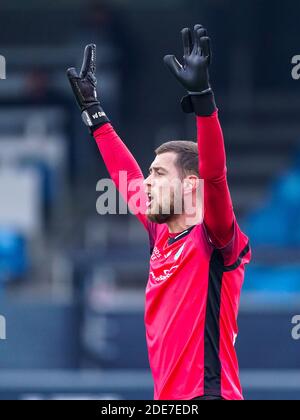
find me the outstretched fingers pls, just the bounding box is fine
[200,36,211,63]
[181,27,193,58]
[80,44,97,78]
[66,67,79,80]
[194,26,207,54]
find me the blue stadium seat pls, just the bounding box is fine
[244,168,300,247]
[243,265,300,292]
[0,228,28,284]
[242,165,300,293]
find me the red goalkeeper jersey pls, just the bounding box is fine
[93,111,251,400]
[145,218,250,400]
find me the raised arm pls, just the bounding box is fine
[164,25,234,247]
[197,112,234,247]
[66,44,149,231]
[93,123,150,230]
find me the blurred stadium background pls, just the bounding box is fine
[0,0,299,400]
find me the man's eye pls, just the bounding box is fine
[148,170,164,176]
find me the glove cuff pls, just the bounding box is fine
[81,103,110,133]
[181,91,217,117]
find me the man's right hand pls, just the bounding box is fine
[164,25,216,117]
[67,44,110,132]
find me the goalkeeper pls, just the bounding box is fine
[67,25,251,401]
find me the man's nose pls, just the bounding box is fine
[144,175,152,186]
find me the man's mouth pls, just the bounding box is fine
[146,192,154,208]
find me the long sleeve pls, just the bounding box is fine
[93,123,150,231]
[197,111,234,248]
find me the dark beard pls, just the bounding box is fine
[146,212,173,224]
[146,202,176,224]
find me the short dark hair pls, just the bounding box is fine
[155,140,199,178]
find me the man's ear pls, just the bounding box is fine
[183,175,198,193]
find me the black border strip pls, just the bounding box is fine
[204,248,224,396]
[204,241,250,396]
[223,242,250,272]
[167,225,196,246]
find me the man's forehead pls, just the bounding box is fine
[151,152,177,168]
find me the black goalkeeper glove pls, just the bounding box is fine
[164,24,217,117]
[67,44,110,132]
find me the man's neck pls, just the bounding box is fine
[166,209,202,234]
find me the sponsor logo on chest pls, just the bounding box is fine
[149,244,186,282]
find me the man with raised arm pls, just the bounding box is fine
[67,25,251,401]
